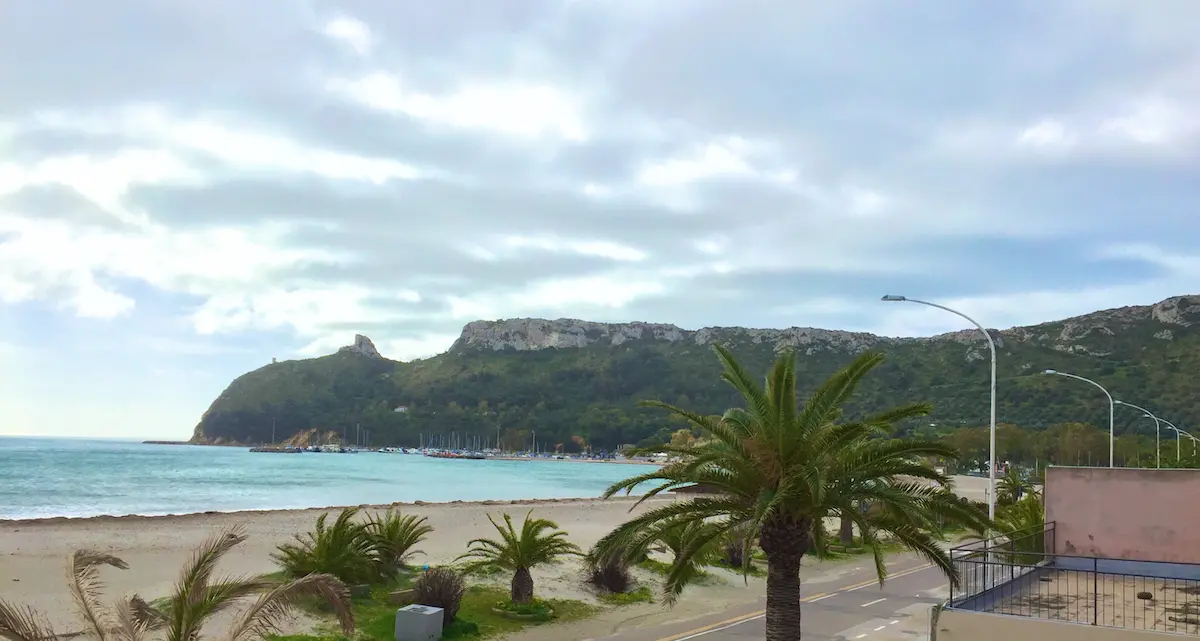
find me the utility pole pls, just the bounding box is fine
[271,418,276,445]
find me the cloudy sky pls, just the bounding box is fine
[2,0,1198,439]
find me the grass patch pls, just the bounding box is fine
[284,583,597,641]
[599,586,654,605]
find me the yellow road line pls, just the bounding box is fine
[653,562,936,641]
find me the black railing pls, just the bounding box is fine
[949,523,1200,635]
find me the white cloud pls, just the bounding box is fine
[28,106,424,183]
[325,72,590,141]
[637,136,795,186]
[322,17,375,56]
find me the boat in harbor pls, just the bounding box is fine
[423,449,486,460]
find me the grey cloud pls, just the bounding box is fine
[4,128,138,162]
[0,0,343,114]
[126,177,735,243]
[0,184,130,230]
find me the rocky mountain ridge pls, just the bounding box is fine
[448,295,1199,356]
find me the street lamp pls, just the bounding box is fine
[1114,400,1162,469]
[1161,419,1197,462]
[882,295,997,521]
[1044,369,1115,468]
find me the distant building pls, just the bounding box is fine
[393,405,409,413]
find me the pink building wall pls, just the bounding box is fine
[1045,466,1200,563]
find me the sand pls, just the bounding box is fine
[0,475,992,638]
[0,496,696,633]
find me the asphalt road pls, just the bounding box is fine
[600,559,950,641]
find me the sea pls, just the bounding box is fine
[0,437,660,521]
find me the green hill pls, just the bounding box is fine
[192,296,1200,451]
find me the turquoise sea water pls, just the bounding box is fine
[0,437,659,520]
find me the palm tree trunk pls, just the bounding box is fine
[760,516,811,640]
[511,567,534,604]
[839,512,854,546]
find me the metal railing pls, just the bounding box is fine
[949,523,1200,635]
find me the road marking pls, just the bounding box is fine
[656,613,766,641]
[854,635,867,639]
[874,625,887,631]
[861,597,887,607]
[652,562,935,640]
[669,616,766,641]
[891,620,900,624]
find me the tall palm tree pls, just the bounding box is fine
[0,526,353,641]
[592,346,990,641]
[456,510,582,604]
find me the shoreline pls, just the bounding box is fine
[0,493,652,526]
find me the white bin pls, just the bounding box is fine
[394,604,443,641]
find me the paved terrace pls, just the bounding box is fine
[949,523,1200,636]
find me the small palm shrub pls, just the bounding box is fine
[274,507,377,585]
[720,524,755,570]
[456,510,582,604]
[367,510,433,576]
[0,526,353,641]
[412,567,466,625]
[585,552,633,594]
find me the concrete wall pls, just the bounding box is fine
[935,609,1182,641]
[1045,466,1200,563]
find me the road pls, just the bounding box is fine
[598,557,949,641]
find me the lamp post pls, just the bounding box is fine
[1044,369,1115,468]
[882,295,997,521]
[1114,400,1162,469]
[1161,419,1197,462]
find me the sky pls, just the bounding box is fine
[2,0,1198,439]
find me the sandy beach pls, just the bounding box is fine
[0,475,992,638]
[0,496,707,633]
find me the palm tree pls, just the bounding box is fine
[456,510,582,604]
[366,510,434,575]
[996,468,1036,506]
[592,346,990,641]
[0,526,353,641]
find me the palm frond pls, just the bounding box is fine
[224,573,353,641]
[111,596,154,641]
[166,526,248,641]
[68,550,129,641]
[0,602,55,641]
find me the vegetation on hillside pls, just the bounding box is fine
[192,299,1200,451]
